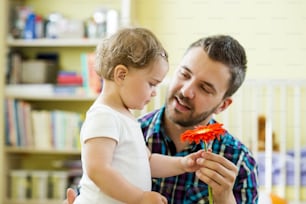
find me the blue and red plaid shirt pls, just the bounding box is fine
[138,106,259,204]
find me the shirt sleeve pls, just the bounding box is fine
[233,150,259,204]
[80,106,121,143]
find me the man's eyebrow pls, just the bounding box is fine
[181,65,191,72]
[180,66,195,76]
[181,65,217,93]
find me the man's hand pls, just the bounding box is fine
[195,151,238,204]
[63,188,77,204]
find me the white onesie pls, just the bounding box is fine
[74,104,151,204]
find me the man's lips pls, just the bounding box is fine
[174,96,191,112]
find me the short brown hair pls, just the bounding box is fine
[187,35,247,98]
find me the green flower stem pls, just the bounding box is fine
[203,142,213,204]
[208,185,213,204]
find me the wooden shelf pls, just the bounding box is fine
[5,147,80,155]
[5,93,97,101]
[7,38,101,47]
[5,85,98,101]
[5,199,66,204]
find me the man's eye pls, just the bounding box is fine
[179,70,189,78]
[202,86,212,94]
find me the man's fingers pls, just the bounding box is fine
[201,151,237,171]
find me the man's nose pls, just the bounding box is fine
[181,81,195,99]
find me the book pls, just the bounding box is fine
[53,85,85,95]
[57,71,83,86]
[22,101,34,147]
[53,110,82,150]
[31,110,52,149]
[7,52,22,84]
[5,99,17,146]
[80,53,102,95]
[4,99,34,147]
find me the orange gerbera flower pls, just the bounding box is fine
[180,123,226,204]
[180,123,226,145]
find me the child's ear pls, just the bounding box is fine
[114,65,128,83]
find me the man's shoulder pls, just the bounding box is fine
[138,109,159,120]
[220,132,253,156]
[209,119,250,153]
[220,132,257,168]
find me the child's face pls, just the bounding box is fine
[121,57,169,110]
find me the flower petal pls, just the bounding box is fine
[180,123,226,144]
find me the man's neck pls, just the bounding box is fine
[162,112,212,152]
[163,115,191,152]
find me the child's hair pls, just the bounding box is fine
[95,27,168,80]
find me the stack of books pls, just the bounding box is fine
[55,71,84,95]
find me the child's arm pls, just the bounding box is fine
[148,148,204,178]
[84,137,166,204]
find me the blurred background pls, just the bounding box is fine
[0,0,305,203]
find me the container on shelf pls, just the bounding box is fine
[50,171,68,200]
[10,170,29,200]
[30,170,49,199]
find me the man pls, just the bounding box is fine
[67,35,258,204]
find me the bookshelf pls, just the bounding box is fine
[0,0,7,203]
[1,0,134,203]
[7,38,102,47]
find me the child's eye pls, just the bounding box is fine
[149,82,157,87]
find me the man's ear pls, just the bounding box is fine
[214,97,232,115]
[113,65,128,84]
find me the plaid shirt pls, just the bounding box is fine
[139,106,259,204]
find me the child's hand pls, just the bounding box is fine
[63,188,77,204]
[139,191,168,204]
[181,149,205,172]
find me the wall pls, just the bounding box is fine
[134,0,306,152]
[135,0,306,79]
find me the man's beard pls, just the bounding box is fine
[165,92,220,127]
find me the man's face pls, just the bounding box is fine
[165,47,232,127]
